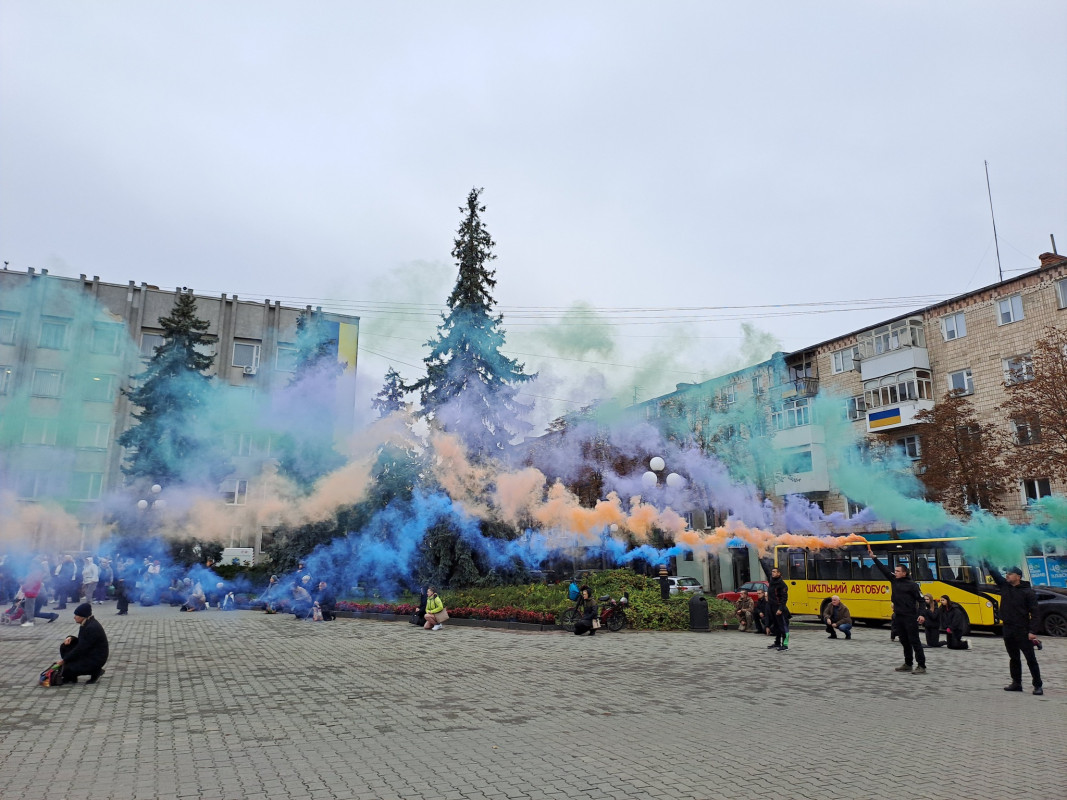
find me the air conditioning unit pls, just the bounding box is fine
[242,366,257,376]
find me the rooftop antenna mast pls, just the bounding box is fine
[984,160,1003,283]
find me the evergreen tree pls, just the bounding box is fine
[117,292,232,489]
[913,391,1006,516]
[412,188,534,460]
[372,367,406,417]
[276,309,345,487]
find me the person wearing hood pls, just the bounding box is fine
[938,595,970,650]
[57,603,109,684]
[868,545,926,674]
[985,564,1042,695]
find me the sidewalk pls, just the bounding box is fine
[1,603,1062,800]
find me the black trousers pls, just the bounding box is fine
[896,614,925,667]
[1003,628,1041,687]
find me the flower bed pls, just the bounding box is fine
[333,600,554,625]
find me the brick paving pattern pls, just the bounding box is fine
[2,606,1062,800]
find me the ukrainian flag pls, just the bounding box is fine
[868,408,902,429]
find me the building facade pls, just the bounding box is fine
[0,267,360,552]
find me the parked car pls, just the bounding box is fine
[716,581,769,604]
[1035,587,1067,637]
[649,576,705,595]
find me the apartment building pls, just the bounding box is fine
[0,267,360,551]
[636,251,1067,590]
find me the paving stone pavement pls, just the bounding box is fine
[1,604,1062,800]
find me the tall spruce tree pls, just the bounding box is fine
[117,291,232,488]
[413,187,534,459]
[276,308,345,487]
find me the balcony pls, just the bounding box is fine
[865,399,934,433]
[857,318,929,380]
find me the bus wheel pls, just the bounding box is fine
[1044,612,1067,637]
[818,599,831,621]
[863,619,887,628]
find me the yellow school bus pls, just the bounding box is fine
[773,537,1002,630]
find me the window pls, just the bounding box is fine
[997,294,1024,325]
[38,317,70,349]
[773,397,811,430]
[232,342,261,369]
[1022,478,1052,504]
[22,418,59,446]
[720,385,737,406]
[0,312,16,344]
[859,318,926,357]
[896,435,921,460]
[16,470,55,499]
[846,499,866,519]
[788,360,813,382]
[140,333,165,357]
[222,479,248,505]
[84,374,117,403]
[90,324,124,355]
[863,370,932,409]
[227,432,253,457]
[31,369,63,397]
[782,448,813,475]
[845,395,866,421]
[77,421,111,449]
[276,344,298,373]
[941,312,966,341]
[1058,278,1067,310]
[0,366,12,394]
[948,369,974,396]
[1012,415,1040,446]
[71,472,104,501]
[1003,354,1034,385]
[831,346,860,374]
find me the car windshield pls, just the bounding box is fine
[678,578,699,586]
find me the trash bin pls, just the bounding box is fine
[689,594,710,631]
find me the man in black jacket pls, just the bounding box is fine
[868,545,926,674]
[985,564,1043,695]
[57,603,109,684]
[760,561,790,651]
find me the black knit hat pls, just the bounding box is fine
[1006,566,1024,577]
[74,602,92,617]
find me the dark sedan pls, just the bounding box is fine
[1035,587,1067,636]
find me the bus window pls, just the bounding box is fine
[941,549,978,584]
[851,555,872,579]
[787,549,807,580]
[813,550,850,580]
[892,552,912,574]
[913,550,936,581]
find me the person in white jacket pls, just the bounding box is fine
[81,557,100,604]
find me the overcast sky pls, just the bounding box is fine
[2,2,1065,430]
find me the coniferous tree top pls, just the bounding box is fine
[413,188,534,458]
[372,367,406,417]
[117,291,231,488]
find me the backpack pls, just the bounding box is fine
[39,662,63,687]
[568,582,580,602]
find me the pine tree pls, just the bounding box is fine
[999,325,1067,484]
[276,308,345,487]
[117,292,232,488]
[413,188,534,459]
[913,391,1006,516]
[372,367,406,417]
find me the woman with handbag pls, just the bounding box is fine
[423,587,448,631]
[573,586,599,636]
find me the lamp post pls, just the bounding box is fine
[641,457,687,579]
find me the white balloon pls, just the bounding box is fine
[153,499,166,510]
[136,499,149,510]
[610,524,619,533]
[649,456,665,472]
[641,471,658,488]
[151,484,162,494]
[665,472,685,489]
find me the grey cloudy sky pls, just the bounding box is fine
[2,2,1065,429]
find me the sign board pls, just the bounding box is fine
[221,547,254,567]
[1026,557,1050,586]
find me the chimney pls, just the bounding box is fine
[1039,252,1067,268]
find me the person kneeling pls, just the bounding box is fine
[824,595,853,640]
[57,603,109,685]
[939,595,970,650]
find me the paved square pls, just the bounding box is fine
[2,606,1061,800]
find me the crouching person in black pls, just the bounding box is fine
[573,586,598,636]
[939,595,970,650]
[57,603,109,685]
